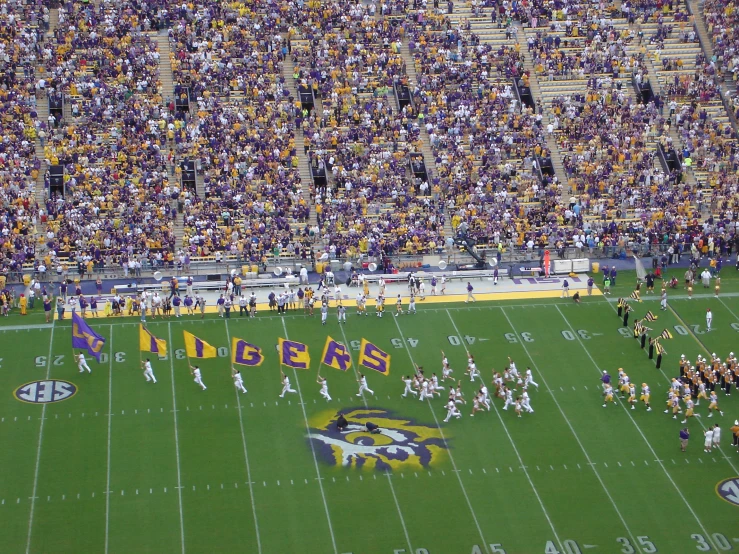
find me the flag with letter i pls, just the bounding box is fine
[358,338,391,375]
[644,311,658,322]
[139,325,167,358]
[232,337,264,367]
[320,336,352,371]
[278,338,310,369]
[71,312,106,362]
[660,329,674,340]
[183,331,217,359]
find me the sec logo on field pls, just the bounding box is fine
[14,380,78,404]
[715,477,739,507]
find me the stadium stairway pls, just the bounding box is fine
[400,42,438,187]
[154,33,175,108]
[516,24,568,187]
[281,55,318,229]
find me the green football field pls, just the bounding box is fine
[3,272,739,554]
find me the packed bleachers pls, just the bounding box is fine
[1,0,738,277]
[0,1,45,279]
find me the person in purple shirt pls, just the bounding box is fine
[43,296,52,323]
[679,428,690,452]
[90,297,98,318]
[465,282,476,303]
[183,295,194,316]
[601,370,611,392]
[96,277,103,295]
[587,277,594,296]
[172,295,182,318]
[60,280,68,301]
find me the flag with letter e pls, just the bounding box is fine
[183,331,217,359]
[321,336,351,371]
[139,325,167,358]
[232,337,264,367]
[358,338,390,375]
[71,312,106,362]
[278,338,310,369]
[660,329,673,340]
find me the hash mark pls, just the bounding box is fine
[563,465,567,470]
[549,465,554,471]
[698,458,703,464]
[603,463,608,468]
[617,462,622,467]
[482,468,487,474]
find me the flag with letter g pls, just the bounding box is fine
[321,336,351,371]
[232,338,264,367]
[358,339,390,375]
[278,338,310,369]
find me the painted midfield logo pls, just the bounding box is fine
[14,380,78,404]
[309,408,447,471]
[716,477,739,507]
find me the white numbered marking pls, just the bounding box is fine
[690,324,705,335]
[637,536,657,553]
[350,340,361,351]
[407,338,418,348]
[99,352,108,363]
[545,541,582,554]
[448,335,462,346]
[521,332,534,342]
[504,333,517,344]
[617,328,632,338]
[0,357,3,368]
[53,355,64,366]
[673,325,689,336]
[691,534,711,552]
[114,352,126,363]
[465,335,476,345]
[217,346,228,358]
[391,338,403,349]
[712,533,733,551]
[490,545,506,554]
[35,356,47,367]
[617,537,635,554]
[731,322,739,333]
[561,330,575,341]
[175,349,186,360]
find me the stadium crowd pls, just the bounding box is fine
[0,0,738,279]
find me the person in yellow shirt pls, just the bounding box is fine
[19,294,27,315]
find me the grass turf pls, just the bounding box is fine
[2,271,739,554]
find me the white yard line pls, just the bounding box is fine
[444,309,564,553]
[281,318,338,554]
[717,296,739,325]
[25,322,55,554]
[494,308,641,553]
[223,320,262,554]
[167,322,186,554]
[392,315,490,554]
[336,323,413,553]
[104,326,114,554]
[555,304,721,554]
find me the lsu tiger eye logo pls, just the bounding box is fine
[309,408,448,471]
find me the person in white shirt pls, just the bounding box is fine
[280,372,297,397]
[441,275,447,295]
[141,358,157,383]
[408,293,416,314]
[77,352,92,373]
[443,399,462,422]
[521,388,534,413]
[479,385,491,410]
[229,367,246,393]
[321,302,328,325]
[337,303,347,323]
[502,387,514,410]
[706,308,713,332]
[704,427,714,453]
[711,424,721,447]
[524,367,539,389]
[189,365,206,390]
[356,374,375,397]
[401,375,417,397]
[317,375,331,401]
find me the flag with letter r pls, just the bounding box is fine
[72,312,106,362]
[232,338,264,367]
[321,336,351,371]
[358,339,390,375]
[278,338,310,369]
[183,331,217,359]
